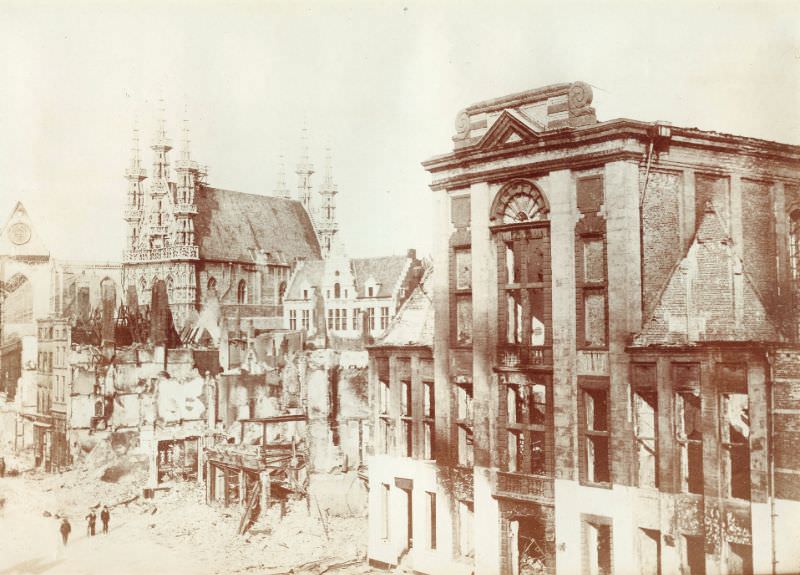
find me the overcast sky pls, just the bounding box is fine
[1,0,798,262]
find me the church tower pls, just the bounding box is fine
[124,122,146,251]
[295,125,314,212]
[316,147,339,257]
[122,105,201,331]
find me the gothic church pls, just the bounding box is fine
[122,115,338,339]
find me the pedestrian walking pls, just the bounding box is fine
[85,509,96,536]
[100,505,110,534]
[59,517,71,546]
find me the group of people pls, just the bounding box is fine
[58,505,111,547]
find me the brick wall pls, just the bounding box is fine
[641,170,683,319]
[741,179,777,316]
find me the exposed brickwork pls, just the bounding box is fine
[695,174,730,232]
[741,179,778,316]
[640,170,683,319]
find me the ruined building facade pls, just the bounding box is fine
[0,202,122,467]
[367,82,800,575]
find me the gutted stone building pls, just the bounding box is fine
[367,81,800,575]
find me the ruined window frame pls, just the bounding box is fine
[455,380,474,468]
[450,244,473,348]
[579,380,611,486]
[675,389,704,495]
[582,513,613,575]
[502,372,551,476]
[630,364,658,489]
[720,391,751,500]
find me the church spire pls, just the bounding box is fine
[316,145,339,258]
[296,122,314,210]
[124,119,147,250]
[151,98,172,183]
[174,104,199,246]
[274,155,290,198]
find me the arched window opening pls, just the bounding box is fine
[334,283,341,299]
[490,180,549,225]
[207,277,217,291]
[237,280,247,304]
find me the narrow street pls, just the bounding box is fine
[0,471,372,575]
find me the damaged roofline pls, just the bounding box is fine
[422,118,800,175]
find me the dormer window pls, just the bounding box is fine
[368,287,374,297]
[334,283,341,298]
[303,289,309,300]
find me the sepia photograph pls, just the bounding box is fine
[0,1,799,574]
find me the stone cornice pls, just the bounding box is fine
[424,119,800,191]
[427,148,643,192]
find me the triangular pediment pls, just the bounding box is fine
[476,109,542,150]
[632,204,783,347]
[0,202,50,259]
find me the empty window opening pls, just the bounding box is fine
[721,393,750,499]
[634,390,658,488]
[683,535,706,575]
[458,425,474,467]
[423,381,434,418]
[426,492,437,550]
[583,388,610,483]
[637,528,661,575]
[402,420,413,457]
[676,391,703,494]
[401,381,412,416]
[584,520,612,575]
[510,516,550,575]
[379,378,390,415]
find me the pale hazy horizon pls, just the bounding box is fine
[1,0,798,263]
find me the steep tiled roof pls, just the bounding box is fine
[193,187,321,264]
[376,267,433,347]
[632,203,783,347]
[351,255,410,299]
[285,259,325,300]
